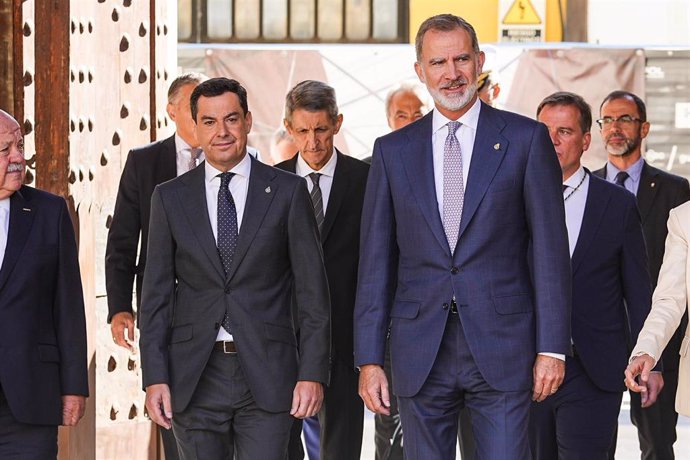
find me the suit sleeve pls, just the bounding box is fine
[523,123,572,356]
[353,139,398,368]
[631,206,689,364]
[620,195,654,352]
[139,186,176,388]
[287,181,331,383]
[105,150,141,321]
[54,199,89,396]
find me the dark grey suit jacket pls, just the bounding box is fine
[105,135,177,321]
[139,156,330,413]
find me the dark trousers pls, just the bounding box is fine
[529,355,622,460]
[375,338,403,460]
[397,314,531,460]
[160,425,180,460]
[172,349,293,460]
[287,355,363,460]
[608,368,679,460]
[0,384,58,459]
[457,405,476,460]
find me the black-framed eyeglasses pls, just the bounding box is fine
[595,115,643,129]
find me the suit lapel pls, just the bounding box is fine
[636,162,658,224]
[177,164,226,279]
[400,113,449,254]
[225,157,278,282]
[571,173,610,274]
[320,150,349,243]
[0,188,35,291]
[458,105,509,241]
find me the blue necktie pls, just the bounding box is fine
[217,172,238,333]
[615,171,629,188]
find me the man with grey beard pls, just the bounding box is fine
[355,14,571,460]
[594,90,690,460]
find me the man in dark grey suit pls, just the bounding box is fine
[276,80,369,460]
[140,77,330,459]
[593,91,690,460]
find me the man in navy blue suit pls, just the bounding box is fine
[354,15,572,459]
[0,109,88,457]
[529,92,661,459]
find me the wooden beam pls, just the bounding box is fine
[564,0,588,42]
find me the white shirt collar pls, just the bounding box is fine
[431,97,482,135]
[0,197,9,212]
[564,165,587,189]
[204,152,252,184]
[174,133,195,154]
[295,148,338,178]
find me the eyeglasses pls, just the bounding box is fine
[595,115,643,129]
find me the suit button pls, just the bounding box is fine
[451,266,459,274]
[442,303,449,310]
[224,287,231,294]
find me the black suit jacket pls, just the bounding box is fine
[594,161,690,369]
[275,151,370,368]
[105,135,177,321]
[0,186,88,424]
[570,173,652,392]
[140,157,330,413]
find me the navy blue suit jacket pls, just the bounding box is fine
[570,173,652,392]
[0,186,88,424]
[354,104,572,397]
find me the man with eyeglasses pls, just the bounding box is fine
[594,90,690,460]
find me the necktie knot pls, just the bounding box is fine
[614,171,629,187]
[447,121,461,136]
[219,172,235,189]
[309,172,321,186]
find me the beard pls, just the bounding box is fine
[428,79,478,113]
[605,133,640,157]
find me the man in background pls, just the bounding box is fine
[277,80,369,460]
[0,109,88,457]
[531,92,657,459]
[594,90,690,459]
[477,70,500,107]
[105,72,207,459]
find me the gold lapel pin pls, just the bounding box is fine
[265,186,271,193]
[493,143,500,150]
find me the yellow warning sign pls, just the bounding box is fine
[502,0,542,25]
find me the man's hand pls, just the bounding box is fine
[291,381,324,419]
[145,383,173,429]
[358,364,390,415]
[625,354,664,408]
[61,395,86,426]
[532,355,565,402]
[111,311,135,352]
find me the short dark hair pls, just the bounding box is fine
[415,14,480,62]
[537,91,592,134]
[284,80,339,125]
[167,72,207,104]
[599,90,647,122]
[190,77,249,121]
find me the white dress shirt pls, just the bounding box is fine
[175,134,206,176]
[205,153,251,341]
[295,148,338,214]
[0,197,9,270]
[563,166,589,257]
[431,98,481,218]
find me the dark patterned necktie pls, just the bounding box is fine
[188,148,202,171]
[217,172,237,333]
[309,173,325,233]
[614,171,629,188]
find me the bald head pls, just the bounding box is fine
[386,87,425,131]
[0,110,26,199]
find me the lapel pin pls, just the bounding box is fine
[265,186,271,193]
[493,143,500,150]
[650,182,656,188]
[22,208,31,212]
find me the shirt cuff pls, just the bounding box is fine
[629,351,657,364]
[539,352,565,361]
